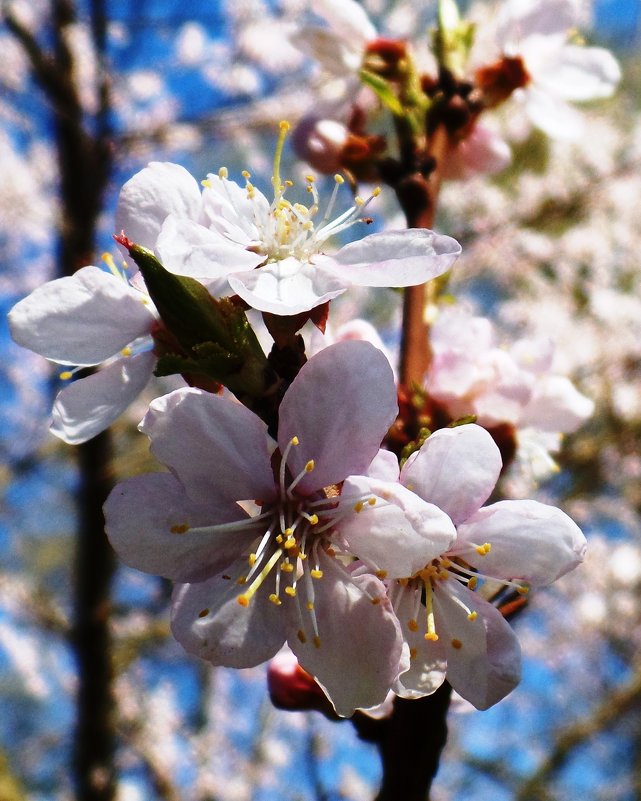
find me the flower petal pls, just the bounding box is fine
[50,351,155,444]
[201,173,267,244]
[339,476,456,578]
[524,85,584,140]
[278,341,397,494]
[455,499,587,585]
[392,583,447,699]
[401,425,502,525]
[115,162,203,264]
[331,229,461,287]
[434,580,521,710]
[520,375,594,433]
[228,258,347,315]
[367,448,400,482]
[536,44,620,101]
[288,551,403,717]
[104,471,256,581]
[171,561,287,668]
[156,215,263,293]
[8,266,155,365]
[140,388,277,507]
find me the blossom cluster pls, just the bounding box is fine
[7,0,611,722]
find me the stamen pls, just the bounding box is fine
[272,120,290,199]
[423,581,439,641]
[287,459,314,497]
[237,548,282,607]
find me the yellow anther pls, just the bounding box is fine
[451,638,463,649]
[375,569,388,580]
[248,553,257,566]
[517,585,530,595]
[201,178,212,188]
[297,629,307,643]
[398,578,409,587]
[59,371,73,381]
[305,174,315,183]
[276,534,283,544]
[313,635,321,649]
[308,514,319,525]
[285,586,296,597]
[170,524,189,535]
[218,166,228,179]
[306,601,314,611]
[468,611,478,621]
[355,196,365,206]
[120,346,132,357]
[408,619,418,632]
[334,174,345,184]
[281,562,295,573]
[354,501,364,513]
[237,595,249,607]
[306,185,314,193]
[371,597,381,605]
[441,558,452,568]
[269,593,282,606]
[290,436,299,446]
[368,497,377,506]
[285,179,294,187]
[198,608,209,618]
[305,460,315,472]
[475,542,492,555]
[279,120,291,132]
[241,170,251,178]
[425,632,439,641]
[372,186,381,197]
[284,537,297,550]
[409,647,417,660]
[236,576,247,585]
[310,569,323,579]
[467,576,478,590]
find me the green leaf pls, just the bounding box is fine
[359,68,404,116]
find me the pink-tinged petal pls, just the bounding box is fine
[367,449,400,482]
[520,375,594,433]
[338,476,456,578]
[171,562,287,668]
[537,45,620,101]
[140,388,276,506]
[8,266,155,365]
[455,499,587,586]
[331,230,461,287]
[156,216,263,292]
[104,472,256,581]
[434,580,521,710]
[401,425,502,525]
[115,162,203,265]
[311,0,377,44]
[50,351,155,444]
[392,583,447,699]
[228,258,346,315]
[278,341,397,494]
[496,0,578,46]
[288,551,403,717]
[442,124,512,181]
[524,86,584,139]
[294,27,365,74]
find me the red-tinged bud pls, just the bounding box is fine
[292,117,348,175]
[475,56,531,108]
[364,37,408,78]
[267,649,339,719]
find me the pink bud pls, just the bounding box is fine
[292,116,349,174]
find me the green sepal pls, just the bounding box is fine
[359,68,405,116]
[433,0,475,78]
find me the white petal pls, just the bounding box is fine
[496,0,579,48]
[115,162,203,265]
[278,341,397,494]
[401,425,502,525]
[455,499,587,585]
[171,561,287,669]
[331,229,461,287]
[156,215,262,292]
[140,387,277,507]
[50,351,155,444]
[367,449,401,482]
[536,45,620,101]
[104,472,257,581]
[434,581,521,710]
[8,266,155,365]
[201,174,266,244]
[228,258,346,314]
[310,0,377,43]
[339,476,456,578]
[288,551,402,717]
[524,86,584,140]
[520,375,594,433]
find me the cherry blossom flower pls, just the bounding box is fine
[104,341,457,716]
[425,307,594,479]
[116,123,461,315]
[338,424,586,709]
[8,259,161,444]
[478,0,621,139]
